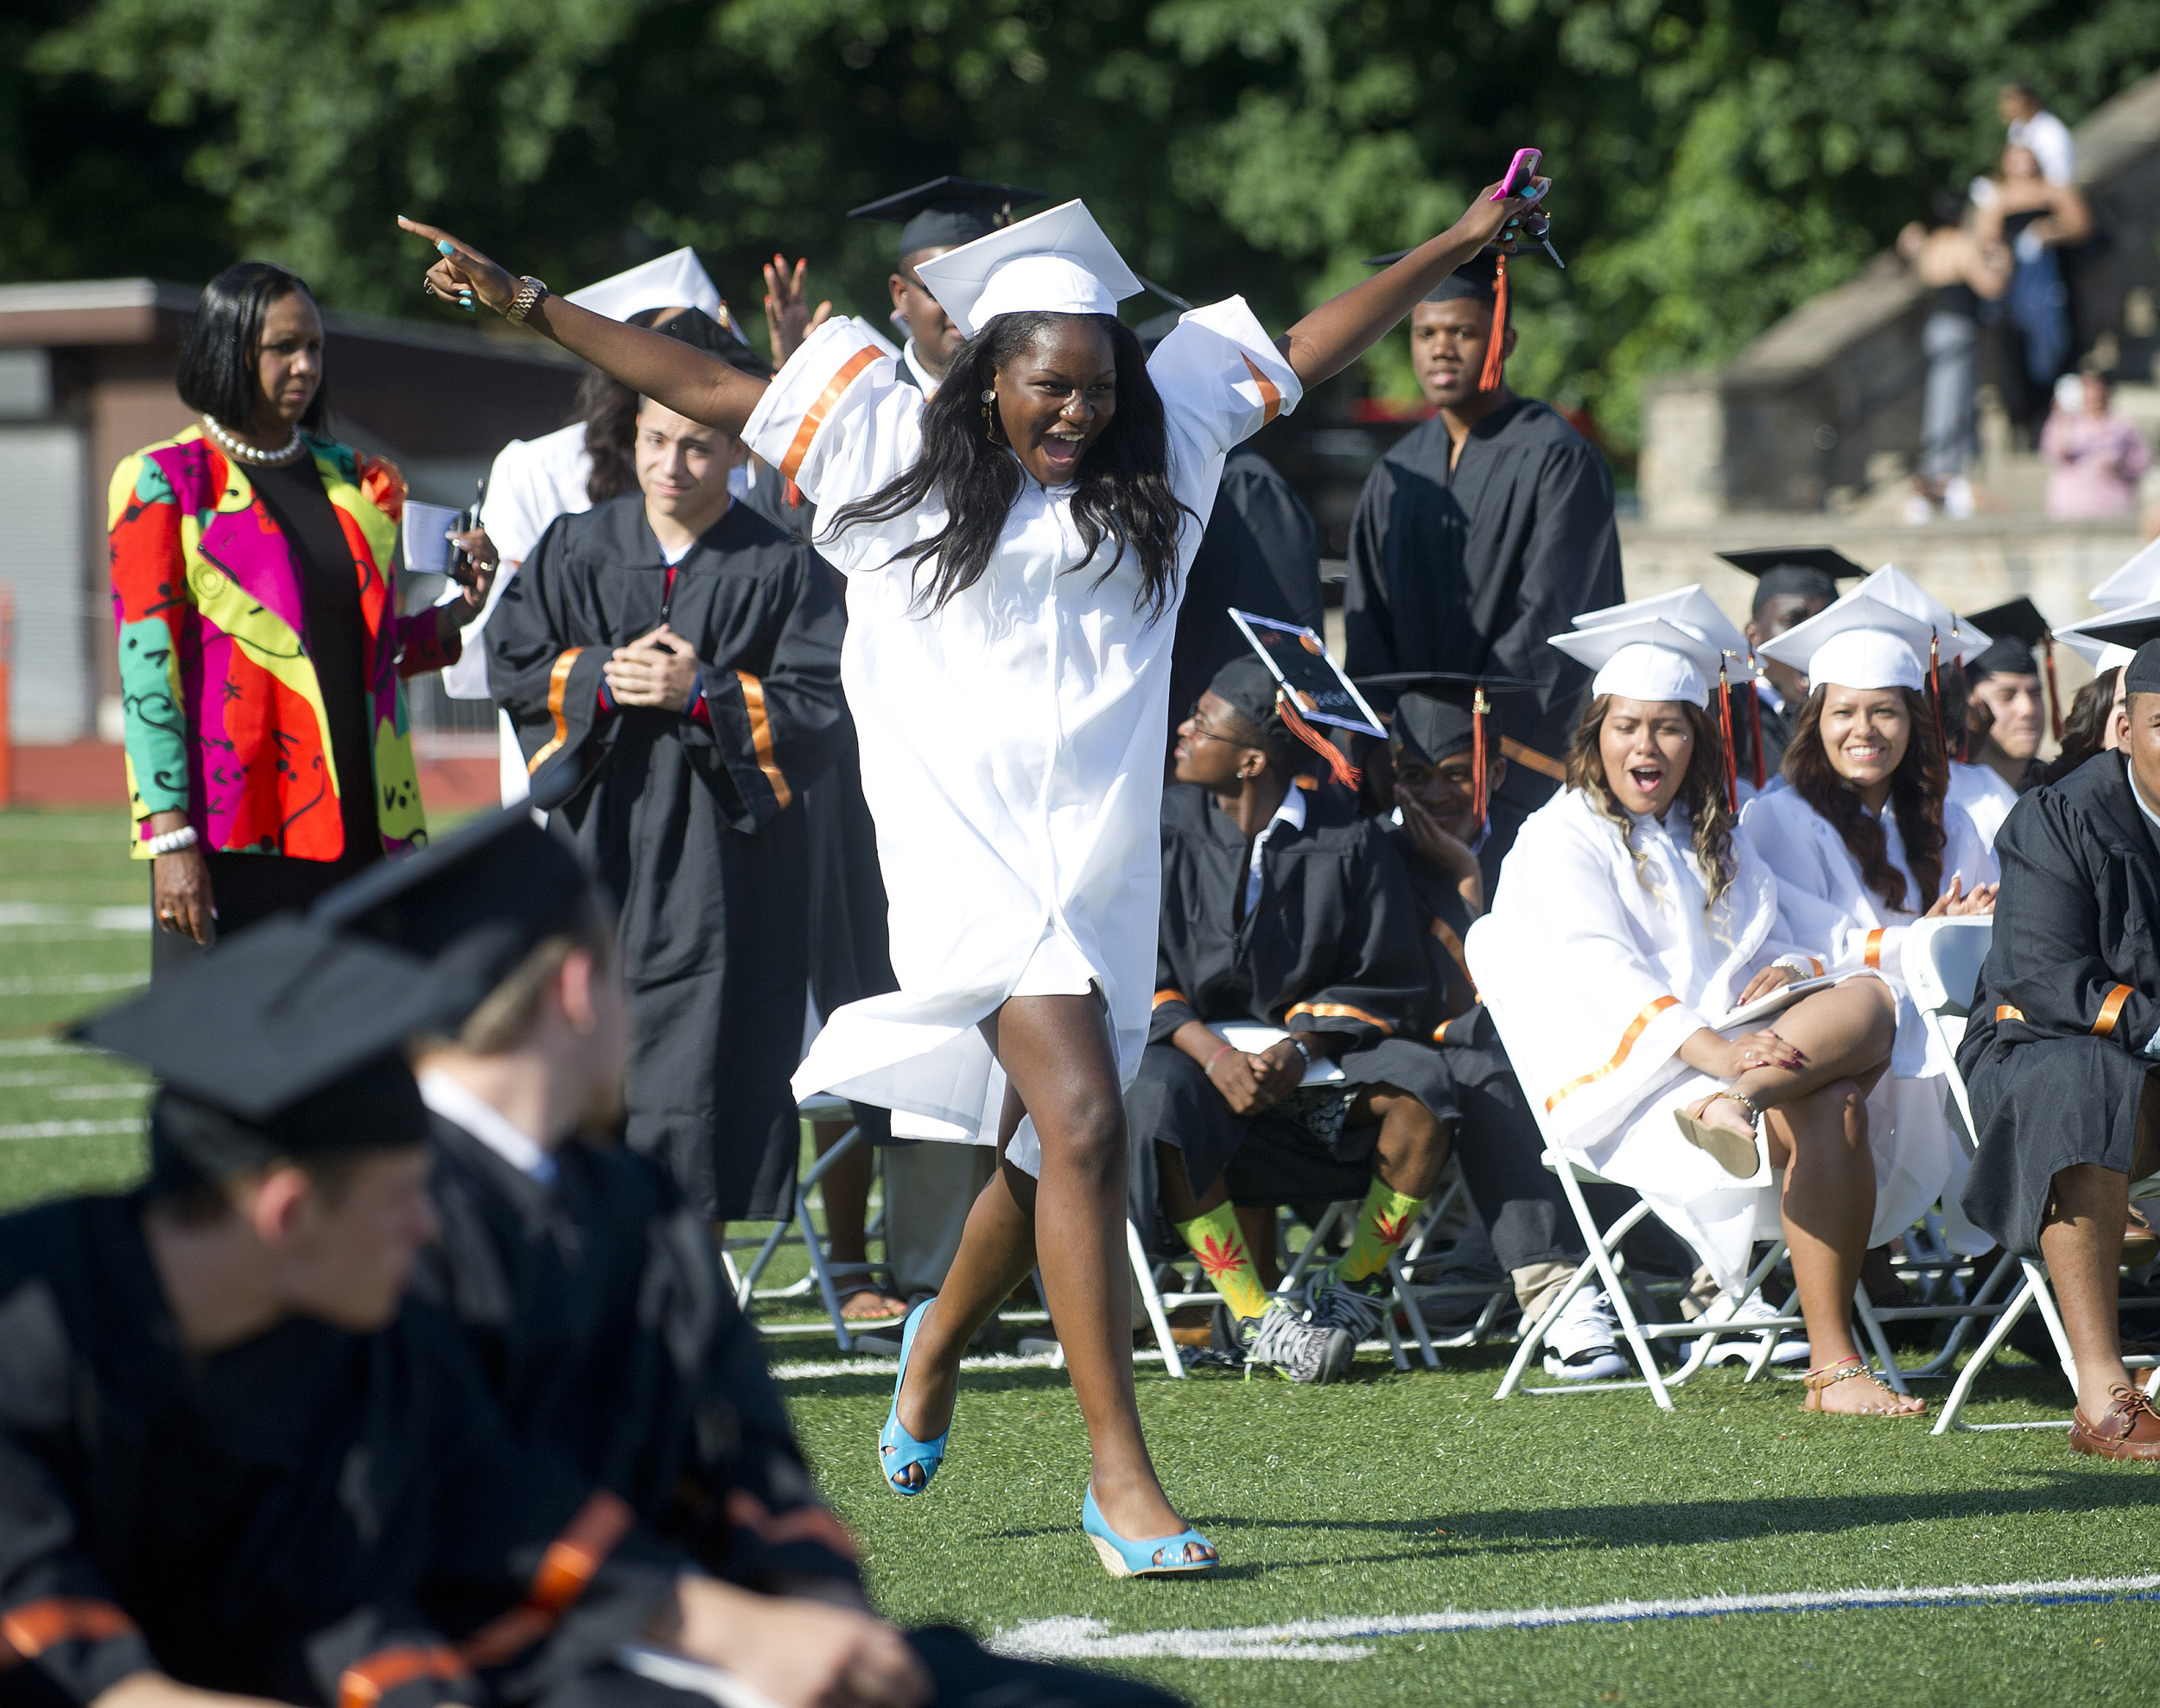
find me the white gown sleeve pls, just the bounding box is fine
[740,316,911,524]
[1147,297,1304,473]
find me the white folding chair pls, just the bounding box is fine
[726,1094,886,1353]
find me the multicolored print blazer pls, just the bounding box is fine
[107,426,457,860]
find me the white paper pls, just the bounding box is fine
[1711,971,1841,1032]
[613,1645,782,1708]
[1206,1022,1347,1085]
[401,500,464,576]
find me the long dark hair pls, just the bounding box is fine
[1784,684,1947,914]
[580,306,674,504]
[1565,695,1736,910]
[175,261,330,435]
[2042,665,2119,783]
[827,311,1191,619]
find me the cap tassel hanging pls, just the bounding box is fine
[2042,631,2063,743]
[1275,689,1360,790]
[1744,655,1767,789]
[1471,685,1492,831]
[1715,664,1739,816]
[1477,254,1509,393]
[1927,632,1950,763]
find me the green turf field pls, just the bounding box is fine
[3,807,2153,1705]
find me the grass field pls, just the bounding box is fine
[3,807,2155,1705]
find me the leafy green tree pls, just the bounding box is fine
[21,0,2160,443]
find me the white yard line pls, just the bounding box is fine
[0,975,147,996]
[771,1351,1064,1381]
[991,1573,2160,1662]
[0,904,149,933]
[0,1118,142,1141]
[0,1039,69,1056]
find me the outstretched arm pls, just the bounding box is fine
[397,217,770,436]
[1278,176,1547,390]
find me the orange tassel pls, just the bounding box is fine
[1471,686,1491,830]
[1478,253,1509,393]
[1716,665,1738,816]
[2043,633,2063,743]
[1745,663,1766,788]
[1928,632,1949,764]
[1276,690,1360,791]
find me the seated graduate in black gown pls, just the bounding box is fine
[313,810,1185,1708]
[1959,622,2160,1462]
[1131,656,1450,1385]
[0,919,930,1708]
[1378,683,1623,1380]
[488,393,846,1234]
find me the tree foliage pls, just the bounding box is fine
[16,0,2160,443]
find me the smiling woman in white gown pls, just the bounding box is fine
[401,175,1543,1573]
[1472,615,1926,1418]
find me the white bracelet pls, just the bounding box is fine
[148,825,198,857]
[1290,1038,1314,1070]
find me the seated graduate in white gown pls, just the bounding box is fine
[1744,594,1999,1259]
[1473,615,1928,1417]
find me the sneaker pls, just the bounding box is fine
[1238,1302,1354,1385]
[1306,1268,1393,1346]
[1694,1290,1808,1367]
[1541,1287,1630,1381]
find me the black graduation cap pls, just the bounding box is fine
[1223,610,1385,789]
[71,917,445,1183]
[1961,596,2052,679]
[2066,610,2160,697]
[1356,672,1539,765]
[848,176,1048,264]
[1715,546,1866,614]
[312,805,606,1016]
[656,307,773,380]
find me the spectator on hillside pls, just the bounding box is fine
[2043,370,2150,520]
[2001,81,2076,187]
[1896,194,2010,524]
[1976,144,2093,441]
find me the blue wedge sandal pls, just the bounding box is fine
[1081,1486,1220,1578]
[878,1299,950,1495]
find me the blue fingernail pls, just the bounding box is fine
[438,239,455,255]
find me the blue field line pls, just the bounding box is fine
[991,1574,2160,1661]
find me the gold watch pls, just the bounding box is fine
[505,276,550,326]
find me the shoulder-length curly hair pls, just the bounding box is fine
[1564,695,1737,910]
[827,310,1192,620]
[1783,684,1946,914]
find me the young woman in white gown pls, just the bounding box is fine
[1744,595,1998,1261]
[401,175,1543,1571]
[1472,617,1925,1416]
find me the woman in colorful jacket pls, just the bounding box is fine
[110,261,492,967]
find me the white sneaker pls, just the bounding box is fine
[1541,1287,1630,1381]
[1693,1291,1808,1367]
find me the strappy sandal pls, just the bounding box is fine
[1674,1090,1763,1178]
[1801,1354,1927,1417]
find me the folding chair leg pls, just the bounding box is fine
[795,1124,867,1353]
[1560,1162,1674,1408]
[2023,1258,2080,1392]
[1932,1271,2040,1434]
[1388,1254,1440,1369]
[1853,1288,1909,1394]
[1128,1219,1184,1379]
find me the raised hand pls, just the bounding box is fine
[763,254,832,365]
[1450,175,1549,257]
[397,216,518,315]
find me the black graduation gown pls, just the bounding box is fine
[1755,684,1798,779]
[1959,755,2160,1257]
[411,1117,860,1594]
[1129,784,1445,1222]
[1342,397,1623,810]
[1166,446,1325,741]
[0,1192,679,1708]
[488,497,846,1222]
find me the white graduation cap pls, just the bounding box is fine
[912,199,1142,340]
[2088,536,2160,611]
[1757,594,1939,693]
[1573,585,1761,681]
[2057,594,2160,671]
[564,247,725,323]
[1549,616,1721,708]
[1850,564,1991,665]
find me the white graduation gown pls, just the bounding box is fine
[1737,786,1998,1253]
[1472,789,1826,1294]
[1947,761,2021,848]
[745,305,1302,1153]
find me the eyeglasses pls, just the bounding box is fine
[1183,703,1248,746]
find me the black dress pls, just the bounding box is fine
[1960,755,2160,1257]
[0,1191,682,1708]
[488,495,846,1222]
[1343,397,1624,811]
[152,456,386,975]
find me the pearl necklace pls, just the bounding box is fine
[201,415,305,466]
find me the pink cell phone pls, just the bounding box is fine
[1491,148,1541,200]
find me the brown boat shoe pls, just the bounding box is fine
[2068,1382,2160,1460]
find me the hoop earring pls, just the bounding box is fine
[981,388,1005,445]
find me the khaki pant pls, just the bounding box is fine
[884,1140,1000,1299]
